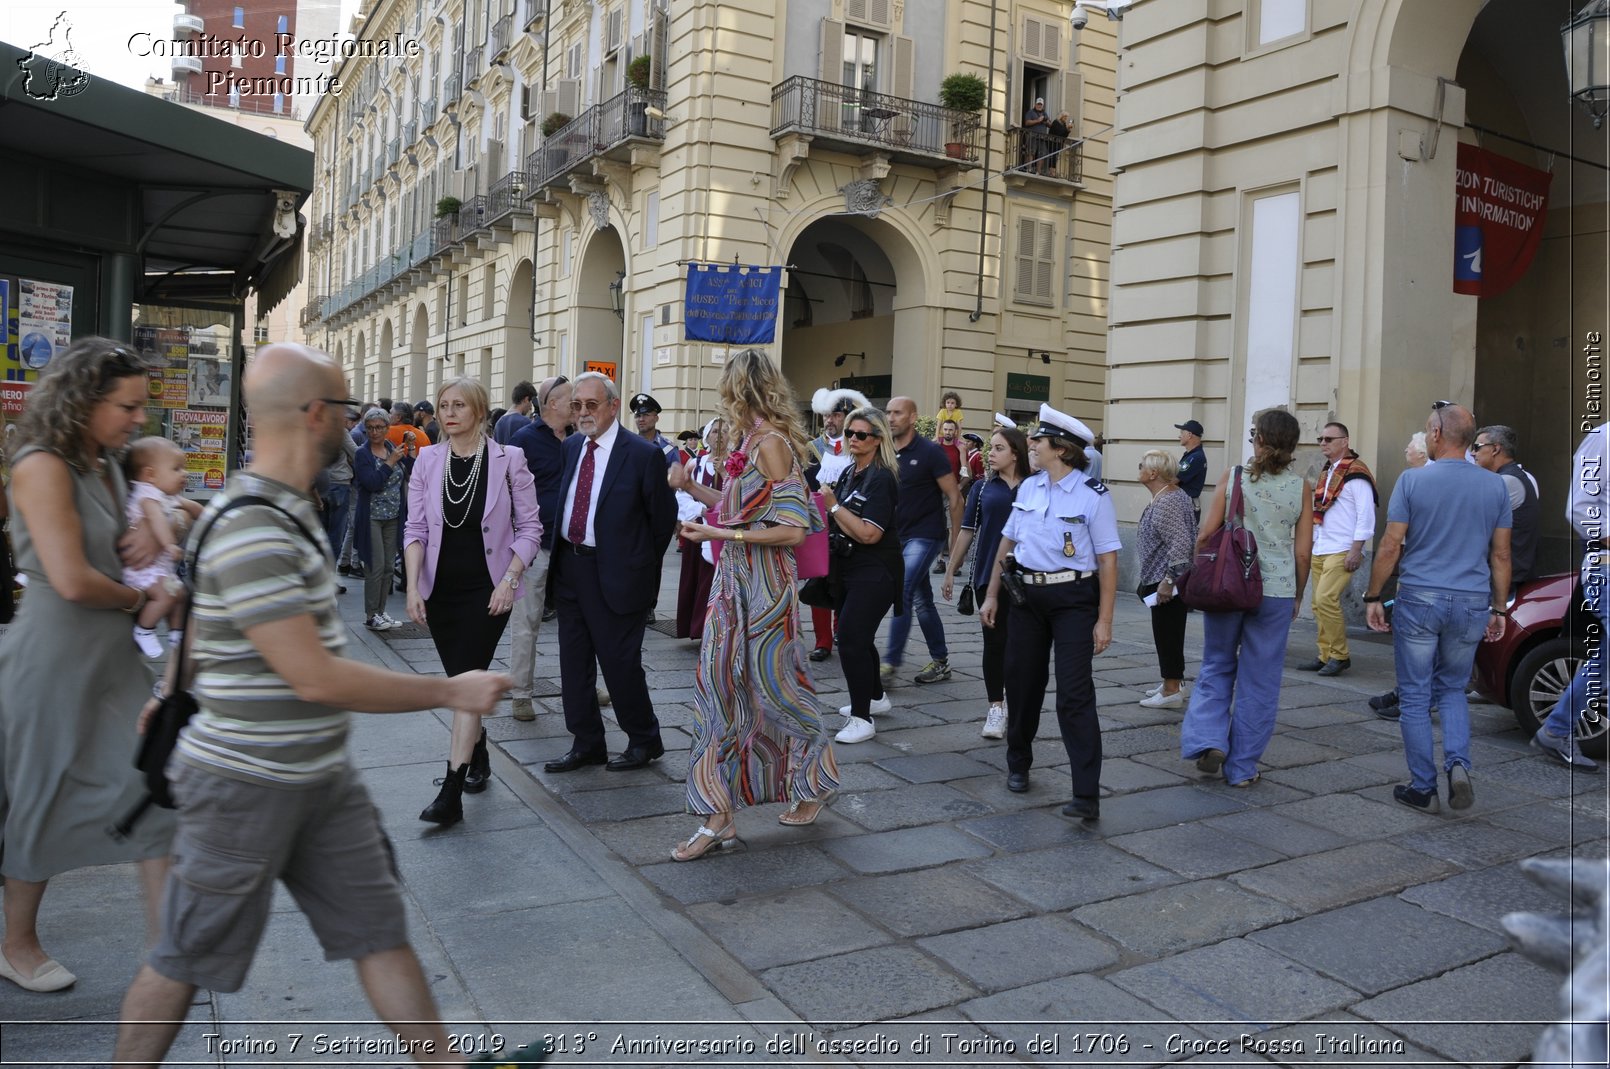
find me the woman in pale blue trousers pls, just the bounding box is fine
[1179,409,1313,787]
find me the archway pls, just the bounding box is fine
[575,228,627,386]
[506,259,535,386]
[778,211,931,412]
[409,303,429,403]
[378,318,395,404]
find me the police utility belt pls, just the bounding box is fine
[1023,568,1096,584]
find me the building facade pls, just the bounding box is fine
[1104,0,1604,567]
[304,0,1116,438]
[168,0,339,116]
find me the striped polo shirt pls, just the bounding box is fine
[175,472,349,787]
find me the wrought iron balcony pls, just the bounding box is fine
[299,296,326,327]
[456,195,491,235]
[431,217,458,254]
[491,15,513,59]
[525,0,548,28]
[403,121,418,147]
[465,46,484,79]
[1004,129,1083,185]
[387,138,401,167]
[420,97,436,123]
[770,75,980,165]
[486,170,531,224]
[531,86,667,187]
[444,73,461,101]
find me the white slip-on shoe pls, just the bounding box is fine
[835,717,877,744]
[1139,690,1184,709]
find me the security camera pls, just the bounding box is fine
[1070,5,1088,29]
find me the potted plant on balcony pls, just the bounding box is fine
[435,195,462,219]
[938,72,986,159]
[540,111,572,138]
[626,56,652,135]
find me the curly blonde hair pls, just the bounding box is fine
[718,348,811,461]
[15,336,151,472]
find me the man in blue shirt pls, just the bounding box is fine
[506,376,572,721]
[1364,402,1512,814]
[882,396,963,685]
[493,381,536,444]
[1175,420,1207,512]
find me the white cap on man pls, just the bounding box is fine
[1027,403,1093,447]
[993,412,1016,430]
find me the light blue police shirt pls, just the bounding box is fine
[1002,468,1122,572]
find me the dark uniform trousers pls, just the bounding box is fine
[553,542,661,753]
[1003,576,1102,798]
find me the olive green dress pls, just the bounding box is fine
[0,447,173,882]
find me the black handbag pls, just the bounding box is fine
[128,497,318,812]
[957,584,976,615]
[798,576,835,608]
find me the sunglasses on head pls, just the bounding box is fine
[845,429,878,441]
[538,375,568,407]
[1431,399,1454,436]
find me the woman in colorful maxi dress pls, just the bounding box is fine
[669,349,839,861]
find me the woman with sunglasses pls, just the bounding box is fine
[941,427,1031,739]
[1178,408,1313,788]
[0,338,174,991]
[821,408,905,743]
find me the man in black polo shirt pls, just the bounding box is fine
[882,396,964,685]
[1175,419,1207,513]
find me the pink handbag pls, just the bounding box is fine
[705,493,829,578]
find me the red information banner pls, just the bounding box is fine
[1453,143,1551,299]
[0,381,31,414]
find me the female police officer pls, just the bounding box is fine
[979,404,1120,821]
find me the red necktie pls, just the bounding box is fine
[567,440,599,545]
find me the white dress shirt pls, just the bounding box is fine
[1312,471,1376,555]
[817,436,853,486]
[559,419,621,547]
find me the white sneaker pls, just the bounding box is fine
[835,717,877,744]
[1145,682,1164,696]
[365,614,395,631]
[1139,690,1184,709]
[838,696,892,718]
[981,704,1007,739]
[133,626,164,659]
[381,613,405,629]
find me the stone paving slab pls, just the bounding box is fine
[958,974,1205,1060]
[637,843,850,905]
[1484,796,1607,844]
[1109,939,1361,1040]
[684,888,893,971]
[1200,808,1356,858]
[831,782,995,832]
[1397,861,1571,934]
[1072,880,1301,958]
[1228,843,1458,913]
[760,946,979,1029]
[1108,823,1289,879]
[969,841,1182,911]
[826,868,1034,938]
[1073,783,1251,836]
[1264,793,1443,841]
[1245,895,1508,996]
[1389,819,1554,870]
[956,809,1095,853]
[917,914,1120,992]
[390,824,614,917]
[873,751,997,784]
[819,824,994,875]
[1348,953,1559,1065]
[1260,759,1398,796]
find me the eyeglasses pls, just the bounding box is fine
[1316,435,1344,444]
[845,429,878,441]
[538,375,568,407]
[1431,400,1454,436]
[301,396,361,412]
[569,398,606,413]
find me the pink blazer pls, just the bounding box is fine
[404,441,543,601]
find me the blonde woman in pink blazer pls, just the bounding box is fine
[404,376,542,826]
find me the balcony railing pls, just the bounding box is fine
[491,15,513,59]
[300,296,326,327]
[465,46,484,78]
[456,195,491,234]
[154,86,305,120]
[173,12,204,34]
[420,97,436,122]
[532,86,667,186]
[403,120,418,147]
[525,0,548,28]
[486,170,531,224]
[1005,128,1084,185]
[431,217,458,254]
[770,75,980,163]
[387,138,401,167]
[444,73,461,101]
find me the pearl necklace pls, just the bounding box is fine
[442,438,485,529]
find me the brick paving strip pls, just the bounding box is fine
[1,560,1600,1067]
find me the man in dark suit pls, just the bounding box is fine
[544,371,678,773]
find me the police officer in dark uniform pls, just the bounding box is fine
[1175,419,1207,514]
[980,404,1120,822]
[629,392,679,467]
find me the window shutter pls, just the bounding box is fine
[1013,217,1037,301]
[649,8,667,90]
[819,18,844,85]
[845,0,867,23]
[1034,219,1055,302]
[864,0,892,29]
[1061,69,1083,138]
[1022,17,1041,62]
[891,35,913,100]
[557,79,580,116]
[1021,15,1058,65]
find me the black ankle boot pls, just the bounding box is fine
[420,763,466,825]
[464,729,490,794]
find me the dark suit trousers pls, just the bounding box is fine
[553,541,661,753]
[1003,578,1102,798]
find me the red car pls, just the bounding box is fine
[1471,571,1605,760]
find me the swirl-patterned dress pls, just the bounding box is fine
[686,433,839,813]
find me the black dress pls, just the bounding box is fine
[426,444,510,675]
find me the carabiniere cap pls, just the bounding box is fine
[1028,402,1093,447]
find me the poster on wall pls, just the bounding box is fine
[172,409,228,492]
[188,358,231,407]
[1453,143,1552,299]
[16,279,73,371]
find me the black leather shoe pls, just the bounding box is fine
[543,748,608,773]
[1295,658,1326,671]
[1006,771,1030,793]
[1060,797,1100,822]
[809,647,832,662]
[607,741,666,771]
[420,763,466,825]
[464,729,490,793]
[1317,658,1352,677]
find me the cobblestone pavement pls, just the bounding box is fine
[3,558,1602,1067]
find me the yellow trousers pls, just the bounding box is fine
[1310,551,1352,661]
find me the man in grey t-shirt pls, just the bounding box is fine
[1363,402,1511,816]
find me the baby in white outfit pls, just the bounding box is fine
[123,438,200,658]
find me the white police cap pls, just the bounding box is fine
[1027,403,1093,447]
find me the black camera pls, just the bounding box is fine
[829,531,855,559]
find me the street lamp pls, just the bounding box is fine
[1564,0,1610,127]
[608,269,626,321]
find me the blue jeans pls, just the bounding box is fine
[883,536,948,668]
[1179,596,1294,784]
[320,484,351,557]
[1542,554,1607,739]
[1393,587,1489,791]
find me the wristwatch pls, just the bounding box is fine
[829,503,842,515]
[1490,608,1510,617]
[1362,594,1382,604]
